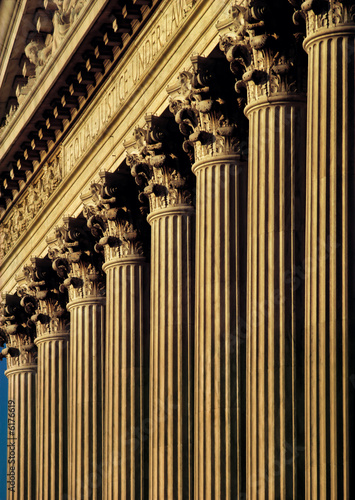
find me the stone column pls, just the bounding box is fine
[169,55,248,499]
[125,114,195,500]
[219,3,307,498]
[83,171,149,500]
[298,2,355,498]
[0,294,37,500]
[20,257,69,499]
[50,217,105,500]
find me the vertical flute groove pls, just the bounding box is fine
[246,99,306,500]
[194,158,247,500]
[303,23,355,499]
[6,367,37,500]
[67,298,105,500]
[148,207,194,500]
[103,257,147,500]
[35,334,69,499]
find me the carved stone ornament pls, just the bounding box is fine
[125,114,194,211]
[0,153,63,262]
[0,294,37,370]
[291,0,355,37]
[48,216,105,302]
[218,1,307,104]
[0,1,87,136]
[0,103,18,136]
[51,0,86,53]
[19,257,69,338]
[24,38,49,77]
[168,54,247,163]
[83,171,145,262]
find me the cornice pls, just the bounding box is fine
[0,0,159,212]
[0,0,109,159]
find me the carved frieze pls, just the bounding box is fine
[83,171,145,262]
[0,294,37,370]
[0,103,18,134]
[125,114,194,211]
[24,37,50,78]
[51,0,86,53]
[168,54,247,163]
[49,216,105,302]
[0,153,63,262]
[218,1,307,104]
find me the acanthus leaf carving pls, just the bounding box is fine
[20,257,70,338]
[0,294,37,369]
[0,153,63,262]
[83,171,146,262]
[49,216,105,301]
[168,54,247,162]
[298,1,355,37]
[218,1,307,104]
[125,114,194,211]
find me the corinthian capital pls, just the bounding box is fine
[82,171,145,262]
[218,1,307,104]
[168,54,247,163]
[292,0,355,38]
[19,257,69,338]
[124,114,193,212]
[0,294,37,370]
[48,217,105,301]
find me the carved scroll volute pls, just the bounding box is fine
[124,114,194,211]
[168,54,247,163]
[49,217,105,301]
[0,294,37,369]
[21,257,69,337]
[218,1,307,104]
[83,171,146,262]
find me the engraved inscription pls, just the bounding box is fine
[64,0,196,170]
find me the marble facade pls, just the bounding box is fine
[0,1,354,498]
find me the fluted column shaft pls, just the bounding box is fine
[193,156,246,500]
[245,97,306,499]
[5,364,37,499]
[67,297,105,500]
[35,331,69,499]
[303,18,355,499]
[103,256,148,500]
[148,205,194,500]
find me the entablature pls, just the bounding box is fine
[0,0,240,294]
[0,0,160,211]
